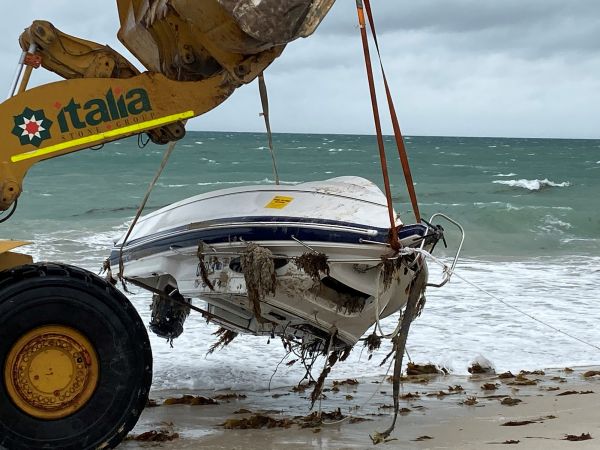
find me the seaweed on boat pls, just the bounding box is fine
[340,296,365,314]
[310,340,342,407]
[241,243,277,323]
[371,266,427,444]
[294,252,330,281]
[196,241,215,291]
[381,256,400,291]
[364,328,382,360]
[207,327,238,355]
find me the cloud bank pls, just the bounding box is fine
[2,1,598,138]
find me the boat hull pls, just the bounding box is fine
[110,177,438,347]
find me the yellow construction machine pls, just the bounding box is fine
[0,1,335,448]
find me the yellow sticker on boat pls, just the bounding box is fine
[265,196,294,209]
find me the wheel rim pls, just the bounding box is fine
[4,325,99,420]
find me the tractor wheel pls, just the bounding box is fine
[0,263,152,450]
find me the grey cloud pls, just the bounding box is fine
[316,0,600,59]
[1,1,598,138]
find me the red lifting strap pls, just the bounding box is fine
[360,0,422,225]
[355,1,400,249]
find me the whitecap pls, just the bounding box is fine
[542,215,572,230]
[158,183,189,188]
[493,178,570,191]
[493,173,517,177]
[195,141,204,145]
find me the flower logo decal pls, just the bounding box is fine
[12,107,53,147]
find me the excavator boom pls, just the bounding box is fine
[1,0,336,211]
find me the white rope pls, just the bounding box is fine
[408,248,600,352]
[118,141,177,279]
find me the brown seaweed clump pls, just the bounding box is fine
[460,396,478,406]
[363,330,382,361]
[294,252,330,281]
[498,371,515,379]
[310,351,340,407]
[163,395,218,406]
[380,256,402,291]
[241,243,277,322]
[213,393,247,401]
[556,390,594,396]
[196,242,215,291]
[223,414,294,429]
[300,409,345,428]
[583,370,600,378]
[332,379,359,387]
[502,420,536,427]
[406,362,441,376]
[507,374,537,386]
[127,430,179,442]
[563,433,592,441]
[222,410,349,430]
[468,362,495,375]
[207,327,238,355]
[501,397,522,406]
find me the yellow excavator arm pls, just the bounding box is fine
[0,0,335,211]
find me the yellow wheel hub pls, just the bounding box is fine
[4,325,99,420]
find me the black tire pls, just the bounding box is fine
[0,263,152,450]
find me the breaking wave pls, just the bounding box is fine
[493,178,570,191]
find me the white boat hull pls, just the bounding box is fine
[110,177,441,347]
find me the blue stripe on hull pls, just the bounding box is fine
[109,217,427,264]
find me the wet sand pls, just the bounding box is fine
[120,366,600,449]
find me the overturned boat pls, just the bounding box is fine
[110,176,458,349]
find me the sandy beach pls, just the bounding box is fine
[120,365,600,449]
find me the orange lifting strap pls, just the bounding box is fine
[355,0,421,249]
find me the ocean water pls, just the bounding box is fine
[5,132,600,390]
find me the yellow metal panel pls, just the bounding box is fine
[0,252,33,271]
[0,240,31,254]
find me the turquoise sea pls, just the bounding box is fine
[5,132,600,388]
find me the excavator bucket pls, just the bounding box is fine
[116,0,335,81]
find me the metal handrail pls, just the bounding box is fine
[425,212,465,288]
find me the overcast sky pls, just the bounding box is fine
[3,1,599,139]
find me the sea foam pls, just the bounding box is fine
[493,178,570,191]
